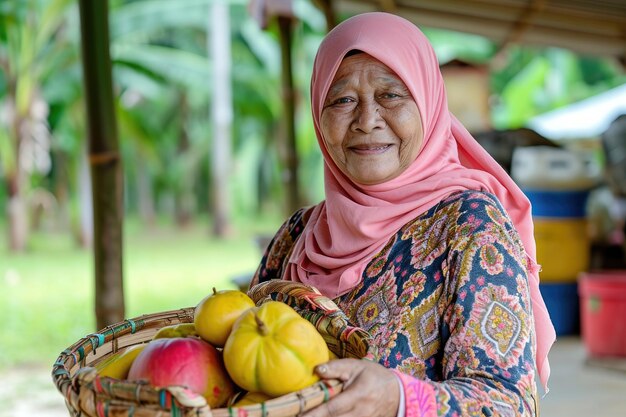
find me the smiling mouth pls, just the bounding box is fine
[349,144,393,153]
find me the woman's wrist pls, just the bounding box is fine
[395,372,406,417]
[391,370,438,417]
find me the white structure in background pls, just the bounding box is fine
[511,146,602,190]
[527,83,626,141]
[519,84,626,254]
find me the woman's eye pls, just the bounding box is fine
[333,97,353,105]
[323,96,355,111]
[381,92,400,99]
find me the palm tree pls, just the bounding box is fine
[0,0,73,251]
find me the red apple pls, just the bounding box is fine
[128,337,235,407]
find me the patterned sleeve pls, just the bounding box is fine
[250,207,310,287]
[397,193,539,417]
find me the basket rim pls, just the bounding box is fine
[52,281,375,416]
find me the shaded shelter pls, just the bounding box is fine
[440,59,492,134]
[323,0,626,63]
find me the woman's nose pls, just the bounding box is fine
[351,100,385,133]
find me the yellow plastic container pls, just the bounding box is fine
[534,217,590,282]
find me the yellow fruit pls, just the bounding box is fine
[194,288,255,347]
[328,348,338,360]
[223,301,329,397]
[233,391,273,407]
[153,323,198,339]
[96,344,146,379]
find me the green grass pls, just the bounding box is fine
[0,214,283,370]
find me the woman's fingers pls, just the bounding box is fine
[304,391,354,417]
[314,358,359,383]
[303,359,400,417]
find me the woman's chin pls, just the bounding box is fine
[346,168,401,186]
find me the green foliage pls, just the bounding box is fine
[491,46,625,129]
[0,127,15,176]
[113,43,212,90]
[109,0,212,39]
[493,54,551,128]
[423,27,496,65]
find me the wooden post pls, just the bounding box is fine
[314,0,337,31]
[277,15,300,214]
[77,0,125,329]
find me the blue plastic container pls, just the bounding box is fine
[523,189,589,218]
[539,282,580,335]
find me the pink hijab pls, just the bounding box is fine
[287,12,554,389]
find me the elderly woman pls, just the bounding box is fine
[251,12,555,417]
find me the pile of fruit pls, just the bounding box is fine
[94,288,331,408]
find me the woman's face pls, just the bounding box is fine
[320,53,423,185]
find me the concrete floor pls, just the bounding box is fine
[1,337,625,416]
[540,336,626,416]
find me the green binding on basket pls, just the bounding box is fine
[52,281,375,417]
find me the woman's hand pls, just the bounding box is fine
[303,358,401,417]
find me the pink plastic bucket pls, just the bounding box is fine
[578,271,626,357]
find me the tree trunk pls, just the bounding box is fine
[6,175,28,252]
[314,0,337,31]
[78,0,125,330]
[52,150,71,231]
[5,101,28,252]
[78,144,93,248]
[209,0,233,237]
[136,156,156,226]
[175,93,193,227]
[278,16,300,215]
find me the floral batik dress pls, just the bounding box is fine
[253,190,539,416]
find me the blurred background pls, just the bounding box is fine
[1,0,625,415]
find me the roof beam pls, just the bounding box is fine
[497,0,546,54]
[333,0,626,59]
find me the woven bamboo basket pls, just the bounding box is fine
[53,280,376,417]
